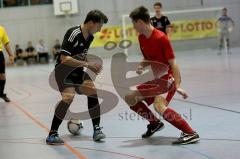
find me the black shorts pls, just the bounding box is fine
[0,52,5,74]
[55,67,91,92]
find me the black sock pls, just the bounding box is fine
[88,95,101,130]
[49,100,71,135]
[226,39,230,48]
[0,80,6,95]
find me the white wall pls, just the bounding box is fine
[0,0,239,54]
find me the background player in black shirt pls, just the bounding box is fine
[46,10,108,145]
[150,2,172,36]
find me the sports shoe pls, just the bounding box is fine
[46,132,64,145]
[0,94,10,102]
[142,122,165,138]
[172,132,200,145]
[93,126,106,141]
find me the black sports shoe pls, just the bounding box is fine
[46,132,64,145]
[142,122,165,138]
[93,126,106,142]
[172,132,200,145]
[0,94,10,102]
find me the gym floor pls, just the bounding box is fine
[0,48,239,159]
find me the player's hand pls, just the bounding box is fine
[9,55,15,64]
[86,62,103,74]
[176,88,188,99]
[136,65,144,75]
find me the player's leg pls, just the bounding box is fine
[165,84,177,104]
[0,52,10,102]
[144,79,176,106]
[140,80,176,135]
[225,32,230,53]
[218,32,224,55]
[144,97,155,106]
[77,74,105,141]
[153,95,200,144]
[46,87,75,145]
[125,89,164,138]
[226,39,230,54]
[0,74,9,102]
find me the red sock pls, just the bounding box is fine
[163,108,194,134]
[130,102,160,124]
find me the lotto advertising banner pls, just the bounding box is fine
[91,25,138,47]
[170,19,218,40]
[91,19,218,47]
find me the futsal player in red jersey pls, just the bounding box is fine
[125,6,200,145]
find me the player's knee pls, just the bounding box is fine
[80,87,97,96]
[62,93,75,104]
[0,74,5,80]
[125,93,137,106]
[154,96,167,114]
[80,81,97,96]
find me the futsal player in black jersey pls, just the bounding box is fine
[150,2,172,36]
[46,10,108,145]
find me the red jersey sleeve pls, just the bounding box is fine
[160,35,175,61]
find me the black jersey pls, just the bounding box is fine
[150,16,171,34]
[56,25,94,68]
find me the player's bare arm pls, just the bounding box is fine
[4,42,14,64]
[176,88,188,99]
[136,59,150,75]
[60,54,102,74]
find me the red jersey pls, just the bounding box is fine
[138,28,175,80]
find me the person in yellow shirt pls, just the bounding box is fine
[0,25,14,102]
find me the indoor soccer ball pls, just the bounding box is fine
[67,119,83,135]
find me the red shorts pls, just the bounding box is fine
[136,78,176,105]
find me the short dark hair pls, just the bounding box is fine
[129,6,150,23]
[154,2,162,8]
[84,9,108,24]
